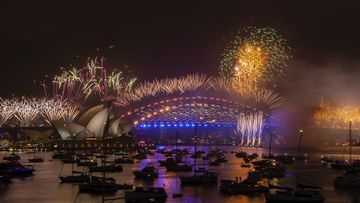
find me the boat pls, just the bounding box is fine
[215,156,228,163]
[180,125,218,185]
[202,155,210,160]
[190,151,202,159]
[79,102,132,194]
[114,150,128,156]
[29,157,44,163]
[52,151,72,159]
[332,122,354,171]
[133,166,159,180]
[79,181,119,194]
[265,130,324,203]
[165,163,192,172]
[158,157,177,166]
[28,147,44,163]
[194,167,208,173]
[88,164,123,172]
[59,174,90,183]
[8,166,34,176]
[235,151,247,158]
[209,160,220,166]
[95,154,108,158]
[61,158,77,164]
[334,171,360,187]
[172,193,183,198]
[265,185,324,203]
[3,153,20,161]
[241,163,251,168]
[0,161,23,171]
[77,159,98,167]
[330,160,349,170]
[0,175,11,184]
[132,153,147,160]
[220,179,268,194]
[58,152,90,183]
[180,172,218,185]
[78,176,132,193]
[114,156,135,164]
[124,187,167,203]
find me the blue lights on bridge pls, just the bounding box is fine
[138,122,236,128]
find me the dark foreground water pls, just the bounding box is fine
[1,146,360,203]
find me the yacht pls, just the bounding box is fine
[77,159,98,167]
[265,184,324,203]
[334,171,360,187]
[59,174,90,183]
[0,175,11,184]
[3,153,20,161]
[88,164,123,172]
[220,179,268,194]
[165,163,192,172]
[133,166,158,180]
[78,175,132,193]
[8,166,34,176]
[29,157,44,163]
[114,156,134,164]
[124,187,167,203]
[180,172,218,185]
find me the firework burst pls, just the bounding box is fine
[220,27,290,92]
[314,100,360,129]
[0,98,14,126]
[42,58,137,104]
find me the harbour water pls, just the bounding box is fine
[1,146,359,203]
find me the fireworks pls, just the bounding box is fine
[314,100,360,129]
[117,74,211,106]
[220,27,290,92]
[62,106,80,122]
[0,98,14,127]
[237,111,266,146]
[12,98,40,127]
[0,97,79,127]
[42,58,137,104]
[38,98,80,124]
[117,74,282,111]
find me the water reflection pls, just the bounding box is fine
[1,146,360,202]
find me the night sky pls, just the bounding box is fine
[2,1,360,97]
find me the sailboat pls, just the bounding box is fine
[59,154,90,183]
[133,166,159,180]
[265,130,324,203]
[77,102,132,194]
[334,121,360,187]
[125,187,168,202]
[3,152,20,161]
[180,124,218,185]
[219,179,268,194]
[28,146,44,163]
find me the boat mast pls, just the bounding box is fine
[268,131,273,158]
[176,130,179,150]
[349,120,352,164]
[296,129,303,184]
[194,124,197,176]
[102,101,112,203]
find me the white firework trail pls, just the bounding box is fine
[236,111,266,146]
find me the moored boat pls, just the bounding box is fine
[180,172,218,185]
[124,187,167,203]
[220,179,268,194]
[133,166,158,180]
